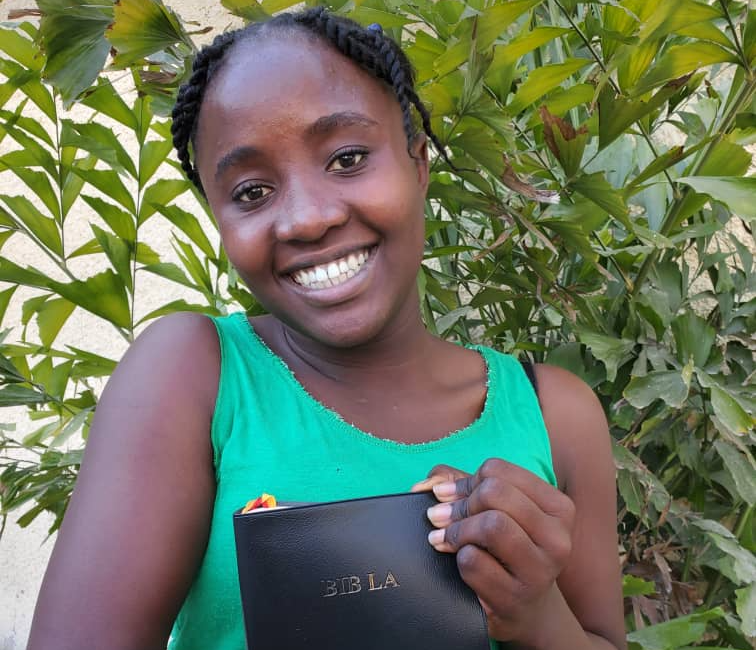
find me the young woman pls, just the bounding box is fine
[28,8,626,650]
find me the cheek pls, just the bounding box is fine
[216,214,272,275]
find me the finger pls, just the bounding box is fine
[411,473,459,493]
[428,510,547,584]
[427,476,564,559]
[454,544,521,621]
[412,464,470,492]
[475,459,576,525]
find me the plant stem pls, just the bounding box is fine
[552,0,675,189]
[631,74,756,297]
[718,0,749,70]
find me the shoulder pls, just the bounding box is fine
[109,312,220,405]
[532,364,611,492]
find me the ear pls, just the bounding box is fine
[409,132,429,192]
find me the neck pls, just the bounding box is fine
[278,304,439,386]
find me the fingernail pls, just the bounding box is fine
[433,481,457,498]
[427,529,445,546]
[410,479,431,492]
[426,502,452,526]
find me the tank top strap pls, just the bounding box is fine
[471,345,556,487]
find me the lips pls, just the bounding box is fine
[290,247,372,290]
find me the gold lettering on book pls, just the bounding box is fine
[321,570,399,597]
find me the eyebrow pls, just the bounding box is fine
[214,112,379,180]
[215,145,262,181]
[307,111,379,136]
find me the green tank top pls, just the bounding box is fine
[168,312,556,650]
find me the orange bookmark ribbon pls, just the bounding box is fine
[241,493,277,513]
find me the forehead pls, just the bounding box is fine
[196,33,400,151]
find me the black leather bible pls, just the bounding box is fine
[232,491,491,650]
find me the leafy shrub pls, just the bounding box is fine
[1,0,754,645]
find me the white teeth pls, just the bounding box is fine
[292,248,372,290]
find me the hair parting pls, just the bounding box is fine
[170,7,453,195]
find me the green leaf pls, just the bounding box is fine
[671,312,716,367]
[627,608,724,650]
[693,519,756,584]
[49,270,131,329]
[71,168,136,214]
[676,176,756,221]
[0,119,58,176]
[81,196,136,243]
[710,386,754,435]
[61,120,138,178]
[37,0,115,105]
[347,7,413,29]
[79,80,139,131]
[622,575,656,597]
[68,346,118,380]
[139,137,173,185]
[0,384,48,406]
[0,195,62,255]
[0,27,40,70]
[598,83,680,150]
[508,59,591,115]
[91,224,134,292]
[107,0,193,67]
[221,0,269,21]
[735,583,756,637]
[61,155,95,218]
[570,173,631,227]
[494,26,570,67]
[140,262,196,290]
[152,203,215,259]
[0,285,18,325]
[173,237,213,295]
[5,167,60,220]
[624,370,690,409]
[50,408,91,448]
[578,331,635,382]
[633,43,738,96]
[136,299,215,325]
[37,298,76,347]
[434,1,543,78]
[637,0,722,44]
[138,179,190,223]
[476,0,544,49]
[713,440,756,506]
[696,140,752,177]
[0,258,50,288]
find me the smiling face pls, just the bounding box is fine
[194,33,429,348]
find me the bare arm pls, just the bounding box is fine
[417,364,625,650]
[533,363,626,650]
[27,312,219,650]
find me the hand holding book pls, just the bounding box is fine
[413,459,576,648]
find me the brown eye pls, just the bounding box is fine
[232,183,273,203]
[327,150,367,172]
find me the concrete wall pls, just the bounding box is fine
[0,1,236,647]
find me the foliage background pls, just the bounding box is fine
[0,0,754,647]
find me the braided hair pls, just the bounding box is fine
[171,6,449,195]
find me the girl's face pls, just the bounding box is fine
[195,34,429,348]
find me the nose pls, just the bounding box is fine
[274,179,349,242]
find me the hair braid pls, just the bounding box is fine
[171,31,238,193]
[171,7,455,193]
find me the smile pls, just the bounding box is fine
[291,248,372,290]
